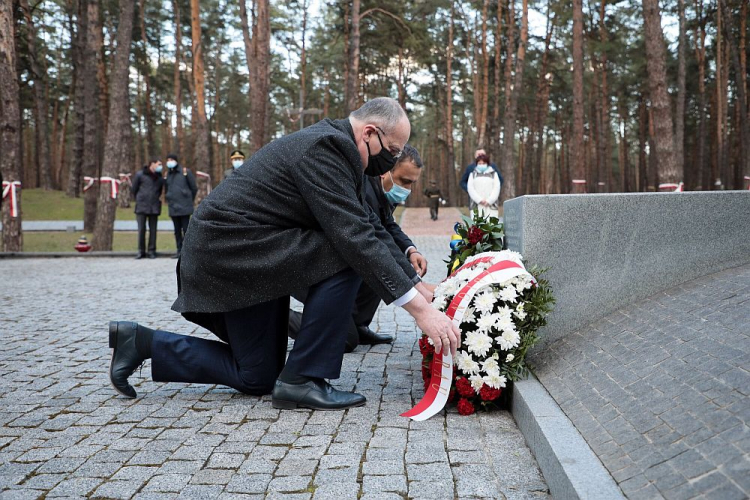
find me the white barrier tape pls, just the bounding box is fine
[2,181,21,218]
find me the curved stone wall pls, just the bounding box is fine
[503,191,750,346]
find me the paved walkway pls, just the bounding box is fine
[531,264,750,499]
[1,221,175,232]
[0,218,548,498]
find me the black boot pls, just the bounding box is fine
[357,325,394,345]
[108,321,150,398]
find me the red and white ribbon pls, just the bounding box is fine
[118,173,132,185]
[196,171,212,194]
[745,176,750,190]
[571,179,587,193]
[100,176,120,199]
[2,181,21,218]
[82,176,97,192]
[658,182,684,192]
[401,253,533,421]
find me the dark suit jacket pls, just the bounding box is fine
[460,162,503,192]
[364,176,415,254]
[172,118,417,323]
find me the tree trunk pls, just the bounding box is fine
[18,0,52,190]
[694,0,708,189]
[597,0,611,192]
[250,0,270,151]
[499,0,528,202]
[571,0,585,193]
[445,1,457,206]
[719,0,750,188]
[475,0,490,149]
[491,0,503,162]
[1,0,23,251]
[642,0,679,185]
[239,0,253,123]
[637,96,647,191]
[674,0,686,179]
[190,0,211,174]
[93,0,135,251]
[346,0,360,114]
[67,0,87,198]
[83,0,101,231]
[172,0,183,156]
[139,0,156,157]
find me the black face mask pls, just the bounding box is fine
[364,131,397,177]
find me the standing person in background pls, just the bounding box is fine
[467,153,501,218]
[423,180,444,221]
[460,148,503,209]
[165,154,198,259]
[132,158,165,259]
[224,150,245,181]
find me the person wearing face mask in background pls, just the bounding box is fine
[131,158,165,259]
[460,148,503,210]
[224,150,245,181]
[164,154,198,259]
[423,180,444,221]
[287,144,430,351]
[467,153,501,219]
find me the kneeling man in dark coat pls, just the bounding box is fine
[108,97,461,410]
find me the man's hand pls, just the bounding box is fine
[415,281,434,303]
[403,295,461,357]
[408,250,428,277]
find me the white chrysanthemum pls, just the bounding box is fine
[495,314,514,333]
[476,313,496,333]
[464,331,493,357]
[496,329,520,350]
[474,292,496,314]
[498,286,518,303]
[482,358,499,375]
[514,309,527,321]
[505,354,515,362]
[469,374,485,393]
[484,372,507,389]
[462,306,477,324]
[456,350,480,375]
[432,295,447,311]
[496,306,513,323]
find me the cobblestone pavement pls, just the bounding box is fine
[398,207,464,237]
[0,214,548,499]
[532,264,750,500]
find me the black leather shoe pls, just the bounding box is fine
[135,254,146,260]
[271,379,366,410]
[171,253,180,259]
[148,252,157,259]
[357,326,394,345]
[108,321,146,398]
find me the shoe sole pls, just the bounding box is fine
[108,321,137,399]
[271,398,367,411]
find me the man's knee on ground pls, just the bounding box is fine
[236,368,276,396]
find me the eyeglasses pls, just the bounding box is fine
[375,126,403,159]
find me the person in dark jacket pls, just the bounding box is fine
[107,98,460,411]
[423,180,444,220]
[224,149,245,182]
[164,154,198,258]
[459,148,503,209]
[288,144,428,351]
[131,159,165,259]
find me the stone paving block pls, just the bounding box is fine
[92,479,145,499]
[176,484,225,499]
[362,460,404,475]
[0,488,47,500]
[225,473,273,494]
[361,475,407,495]
[45,477,103,497]
[267,475,312,493]
[310,482,359,499]
[407,480,455,499]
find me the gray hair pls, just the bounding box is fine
[349,97,407,134]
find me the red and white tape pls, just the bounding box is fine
[196,171,212,194]
[100,176,120,199]
[658,182,684,192]
[401,253,533,421]
[83,176,97,192]
[118,173,132,185]
[2,181,21,218]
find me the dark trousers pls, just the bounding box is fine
[352,282,381,328]
[136,214,158,255]
[171,215,190,253]
[151,268,362,395]
[429,203,439,220]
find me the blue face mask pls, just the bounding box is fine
[475,163,490,174]
[154,165,163,173]
[384,172,411,204]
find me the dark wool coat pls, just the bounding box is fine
[364,176,415,254]
[172,118,417,331]
[165,165,198,217]
[132,167,164,215]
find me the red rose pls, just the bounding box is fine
[479,385,502,401]
[418,337,431,356]
[467,226,484,245]
[457,398,475,416]
[456,377,474,397]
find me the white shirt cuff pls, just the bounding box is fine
[404,245,416,256]
[393,287,418,307]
